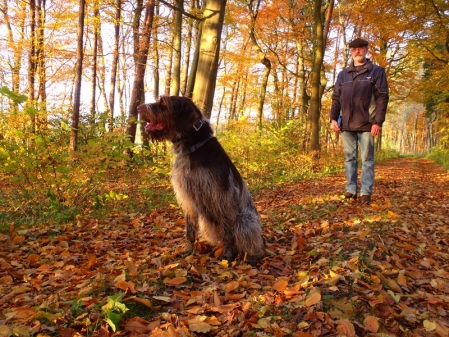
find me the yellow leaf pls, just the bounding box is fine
[204,316,221,326]
[423,320,437,332]
[257,317,271,329]
[273,279,288,292]
[364,316,379,333]
[387,211,397,219]
[0,325,11,336]
[305,289,321,307]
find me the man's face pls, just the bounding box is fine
[351,46,368,63]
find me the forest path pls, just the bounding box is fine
[1,157,448,336]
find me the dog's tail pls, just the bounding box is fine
[234,210,265,263]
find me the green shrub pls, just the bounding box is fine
[426,146,449,171]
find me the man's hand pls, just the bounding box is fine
[331,120,341,132]
[371,124,382,136]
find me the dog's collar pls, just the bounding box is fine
[181,136,214,155]
[172,119,204,143]
[193,120,203,131]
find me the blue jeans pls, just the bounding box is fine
[341,131,375,196]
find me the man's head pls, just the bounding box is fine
[349,38,368,65]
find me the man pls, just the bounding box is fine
[330,38,389,204]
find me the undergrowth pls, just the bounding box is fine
[0,104,401,229]
[426,146,449,171]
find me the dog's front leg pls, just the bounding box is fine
[221,222,238,263]
[178,214,198,257]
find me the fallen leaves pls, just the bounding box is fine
[1,158,449,336]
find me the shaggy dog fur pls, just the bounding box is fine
[137,96,265,265]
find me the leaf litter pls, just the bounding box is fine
[0,158,448,336]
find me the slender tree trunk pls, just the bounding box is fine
[165,29,174,96]
[28,0,37,132]
[90,4,100,126]
[70,0,86,152]
[181,0,195,96]
[247,0,271,131]
[171,0,183,95]
[36,0,47,130]
[125,0,155,153]
[1,0,26,112]
[108,0,121,131]
[308,0,332,153]
[190,0,227,118]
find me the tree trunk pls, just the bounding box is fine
[36,0,47,130]
[70,0,86,152]
[171,0,183,95]
[190,0,227,119]
[125,0,155,153]
[308,0,333,153]
[247,0,271,132]
[1,0,26,113]
[89,4,100,126]
[108,0,121,131]
[28,0,37,132]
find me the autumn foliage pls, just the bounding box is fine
[1,158,449,336]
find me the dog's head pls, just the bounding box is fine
[137,96,204,142]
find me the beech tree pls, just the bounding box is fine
[188,0,227,119]
[70,0,85,152]
[125,0,155,152]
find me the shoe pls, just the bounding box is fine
[360,195,371,204]
[344,192,357,199]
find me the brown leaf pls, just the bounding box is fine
[164,277,187,285]
[273,278,288,292]
[364,315,379,333]
[397,273,407,286]
[12,235,25,244]
[305,289,321,307]
[225,281,240,292]
[113,273,135,293]
[188,316,211,333]
[336,319,356,337]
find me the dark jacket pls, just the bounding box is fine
[330,59,389,132]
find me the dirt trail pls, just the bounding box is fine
[1,157,448,336]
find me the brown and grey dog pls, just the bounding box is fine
[137,96,265,265]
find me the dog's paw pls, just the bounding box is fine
[245,255,262,267]
[176,246,194,257]
[222,250,238,264]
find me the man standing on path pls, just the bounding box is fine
[330,38,389,204]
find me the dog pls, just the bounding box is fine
[137,96,265,265]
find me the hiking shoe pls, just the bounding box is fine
[344,192,357,199]
[360,195,371,204]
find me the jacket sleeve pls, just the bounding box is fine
[329,71,343,122]
[373,68,389,126]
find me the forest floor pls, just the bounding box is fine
[1,157,449,337]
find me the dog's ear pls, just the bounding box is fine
[158,95,175,115]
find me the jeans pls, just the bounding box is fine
[341,131,375,196]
